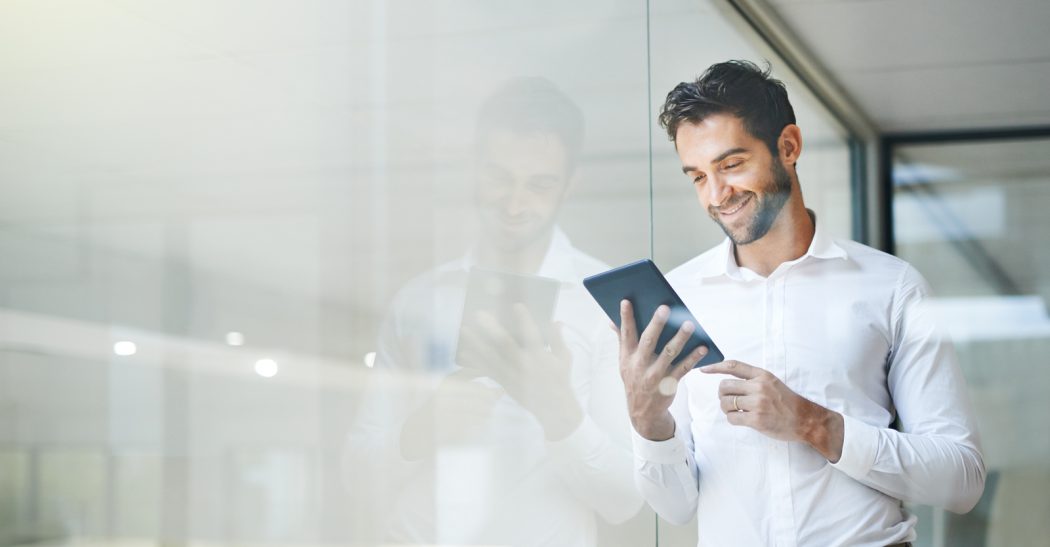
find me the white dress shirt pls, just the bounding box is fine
[632,216,986,547]
[345,227,642,546]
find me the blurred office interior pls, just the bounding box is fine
[1,0,1048,546]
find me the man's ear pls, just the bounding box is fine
[778,124,802,167]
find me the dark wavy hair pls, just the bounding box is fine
[658,60,795,157]
[475,77,584,171]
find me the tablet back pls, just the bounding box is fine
[583,259,723,367]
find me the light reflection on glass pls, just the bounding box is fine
[113,341,137,356]
[226,331,246,346]
[254,358,279,378]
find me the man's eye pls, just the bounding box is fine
[724,161,741,170]
[693,175,706,184]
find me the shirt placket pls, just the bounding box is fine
[766,271,798,547]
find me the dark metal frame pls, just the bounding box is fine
[848,137,868,244]
[879,125,1050,256]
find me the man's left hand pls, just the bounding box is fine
[457,304,584,441]
[702,360,844,462]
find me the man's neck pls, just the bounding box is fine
[475,229,554,274]
[733,199,815,278]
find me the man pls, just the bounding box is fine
[617,61,986,546]
[344,77,641,546]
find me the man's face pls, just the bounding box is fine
[675,113,792,245]
[474,130,572,250]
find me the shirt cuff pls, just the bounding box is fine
[831,413,879,478]
[631,426,688,465]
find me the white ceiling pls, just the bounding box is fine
[765,0,1050,132]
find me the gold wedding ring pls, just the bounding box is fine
[733,395,741,412]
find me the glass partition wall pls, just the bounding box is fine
[889,133,1050,547]
[0,1,854,545]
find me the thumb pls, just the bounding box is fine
[549,321,572,359]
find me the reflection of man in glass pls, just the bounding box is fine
[345,78,642,546]
[618,61,986,546]
[472,80,581,267]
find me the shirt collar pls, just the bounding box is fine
[696,209,848,280]
[694,238,736,280]
[805,210,849,261]
[534,227,580,282]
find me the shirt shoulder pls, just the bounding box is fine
[835,238,904,269]
[665,243,727,285]
[569,248,611,279]
[383,259,468,324]
[834,239,928,290]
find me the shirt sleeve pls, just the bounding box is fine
[546,326,645,525]
[832,265,986,514]
[341,296,428,480]
[631,379,700,526]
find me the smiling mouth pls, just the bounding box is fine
[718,194,753,217]
[500,215,532,226]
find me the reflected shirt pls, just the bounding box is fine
[347,227,642,546]
[632,217,986,547]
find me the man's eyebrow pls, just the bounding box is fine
[712,147,749,164]
[680,147,750,174]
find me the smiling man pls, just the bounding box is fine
[616,61,986,546]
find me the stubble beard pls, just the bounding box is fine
[709,159,794,246]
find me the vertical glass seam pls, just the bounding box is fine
[646,0,655,264]
[645,1,658,545]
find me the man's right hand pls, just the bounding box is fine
[617,300,707,441]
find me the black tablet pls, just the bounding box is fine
[583,259,723,367]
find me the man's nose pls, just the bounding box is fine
[504,185,529,215]
[707,176,732,207]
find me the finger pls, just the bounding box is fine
[474,310,519,352]
[725,408,751,427]
[619,300,638,352]
[669,345,709,380]
[719,394,756,414]
[637,304,670,355]
[608,321,618,334]
[456,346,483,371]
[456,327,484,369]
[700,359,764,380]
[460,345,509,384]
[717,378,751,397]
[512,302,545,350]
[457,326,501,371]
[548,321,571,360]
[461,341,517,387]
[653,319,695,369]
[664,346,704,383]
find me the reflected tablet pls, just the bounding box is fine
[583,259,723,367]
[456,267,560,366]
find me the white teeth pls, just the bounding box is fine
[720,195,750,215]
